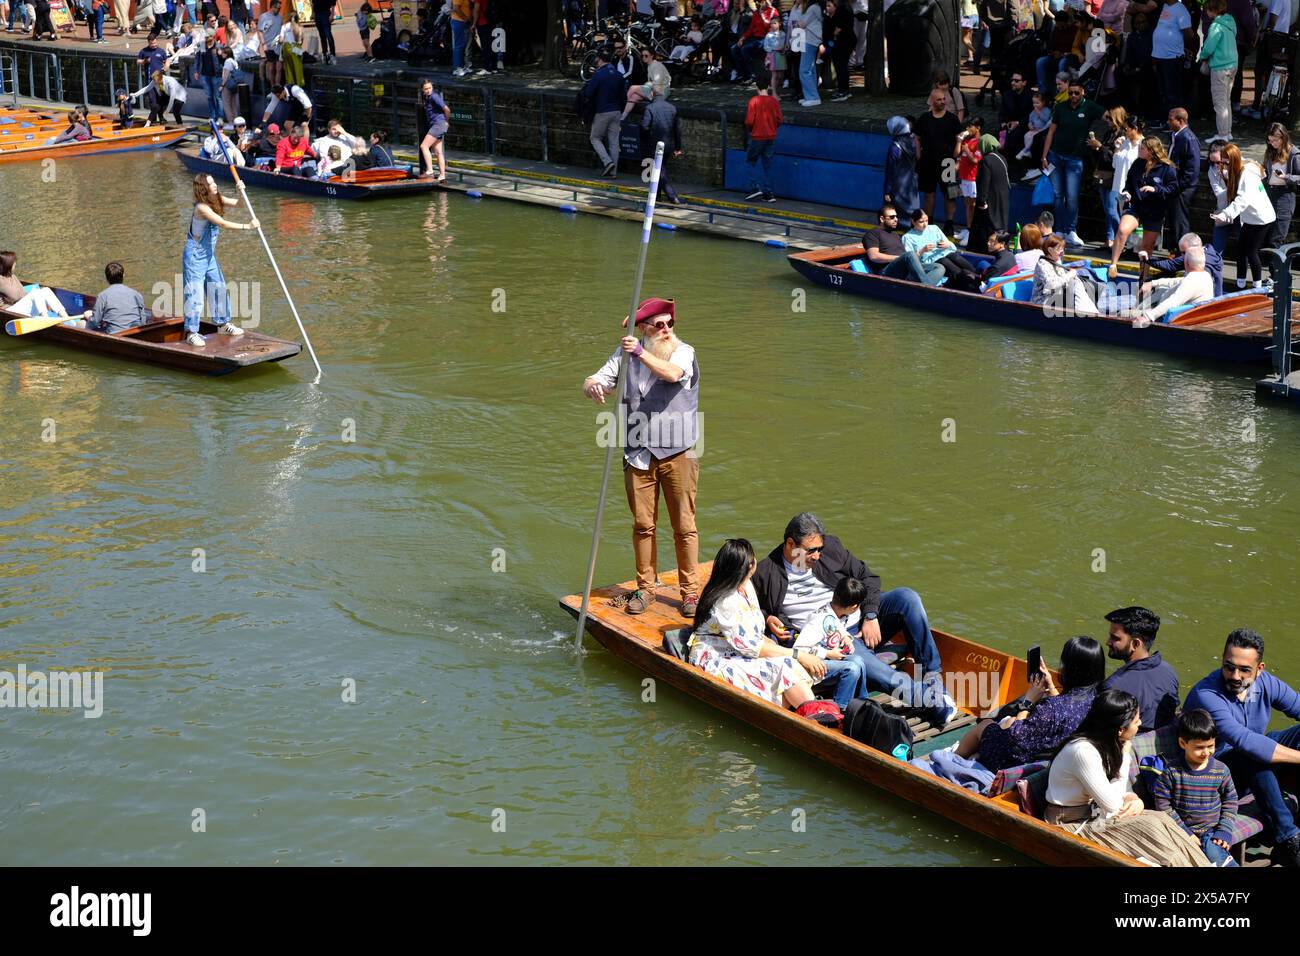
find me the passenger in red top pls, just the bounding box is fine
[275,122,319,175]
[731,0,777,83]
[744,75,783,202]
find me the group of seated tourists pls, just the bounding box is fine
[859,203,1220,328]
[683,532,1300,868]
[0,252,148,334]
[198,116,397,182]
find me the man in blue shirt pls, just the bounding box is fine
[579,48,628,179]
[1100,606,1179,732]
[1185,628,1300,867]
[137,31,169,79]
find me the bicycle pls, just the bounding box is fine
[1259,33,1296,125]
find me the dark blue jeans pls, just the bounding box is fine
[1221,723,1300,844]
[730,37,763,80]
[815,657,870,709]
[1201,833,1238,866]
[1155,56,1184,115]
[844,587,945,706]
[746,137,774,194]
[1047,151,1084,236]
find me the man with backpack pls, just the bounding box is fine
[578,48,628,178]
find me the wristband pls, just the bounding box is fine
[633,341,644,357]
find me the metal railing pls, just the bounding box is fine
[1,52,17,108]
[1264,243,1300,393]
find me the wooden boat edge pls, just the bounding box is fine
[558,584,1142,868]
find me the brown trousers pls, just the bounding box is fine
[623,451,699,597]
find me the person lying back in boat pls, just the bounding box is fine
[687,538,819,713]
[48,106,93,147]
[1032,233,1100,316]
[947,636,1104,774]
[860,203,941,284]
[201,127,245,166]
[88,261,148,334]
[0,251,93,327]
[980,230,1020,285]
[1129,243,1213,328]
[274,122,318,176]
[900,209,982,291]
[1183,627,1300,867]
[752,512,957,727]
[1147,232,1224,299]
[1044,688,1212,866]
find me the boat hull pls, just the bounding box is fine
[788,245,1278,365]
[177,148,442,200]
[560,569,1139,868]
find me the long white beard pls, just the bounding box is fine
[643,332,679,361]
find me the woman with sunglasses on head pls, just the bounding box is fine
[1212,142,1276,289]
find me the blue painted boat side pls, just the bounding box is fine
[787,252,1271,365]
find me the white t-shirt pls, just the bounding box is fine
[1268,0,1294,34]
[780,559,835,631]
[313,134,352,162]
[1111,137,1139,195]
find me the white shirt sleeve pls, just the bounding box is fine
[669,342,695,389]
[590,347,622,391]
[291,86,313,111]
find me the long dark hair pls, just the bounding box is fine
[1058,635,1105,692]
[692,539,757,636]
[1055,688,1138,781]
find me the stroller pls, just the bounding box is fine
[407,7,452,66]
[663,17,720,84]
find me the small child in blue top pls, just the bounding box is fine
[1150,709,1240,867]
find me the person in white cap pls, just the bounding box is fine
[202,124,245,165]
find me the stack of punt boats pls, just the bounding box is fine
[0,105,189,162]
[176,145,444,200]
[2,287,300,375]
[788,244,1300,364]
[561,563,1143,867]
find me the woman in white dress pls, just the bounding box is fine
[688,538,819,709]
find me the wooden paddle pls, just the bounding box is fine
[4,310,92,336]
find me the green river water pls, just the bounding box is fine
[1,151,1298,866]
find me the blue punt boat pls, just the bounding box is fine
[176,146,443,200]
[788,244,1295,365]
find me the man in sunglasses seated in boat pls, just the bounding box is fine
[87,261,148,334]
[752,512,957,727]
[1145,232,1225,299]
[1128,244,1214,329]
[859,204,944,285]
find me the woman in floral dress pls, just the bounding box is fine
[688,539,818,709]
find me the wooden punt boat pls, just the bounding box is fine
[176,146,444,200]
[0,107,189,163]
[561,564,1142,867]
[2,287,300,375]
[788,243,1299,365]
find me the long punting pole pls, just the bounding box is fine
[208,119,324,383]
[575,141,667,652]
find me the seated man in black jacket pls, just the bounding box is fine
[753,511,956,726]
[981,230,1019,284]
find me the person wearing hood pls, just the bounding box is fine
[1198,0,1238,143]
[882,116,919,229]
[969,133,1010,254]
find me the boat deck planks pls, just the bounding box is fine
[561,563,1141,867]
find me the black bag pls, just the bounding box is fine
[842,697,915,760]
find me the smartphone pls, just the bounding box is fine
[1026,645,1043,681]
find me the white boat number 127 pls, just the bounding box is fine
[828,272,843,286]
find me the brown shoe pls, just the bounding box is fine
[625,590,650,615]
[680,594,698,618]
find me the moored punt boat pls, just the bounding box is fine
[0,107,189,164]
[788,244,1298,365]
[2,287,300,375]
[560,564,1142,867]
[176,146,444,200]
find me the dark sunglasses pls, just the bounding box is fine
[646,318,675,331]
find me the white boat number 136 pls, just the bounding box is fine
[326,186,338,195]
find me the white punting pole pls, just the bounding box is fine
[209,119,324,383]
[574,141,667,652]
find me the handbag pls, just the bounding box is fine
[1031,171,1055,205]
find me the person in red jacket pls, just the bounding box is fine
[274,121,318,175]
[744,74,783,202]
[730,0,778,83]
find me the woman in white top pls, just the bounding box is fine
[1087,108,1140,246]
[1046,689,1210,866]
[1014,222,1044,273]
[687,538,819,710]
[1212,142,1277,288]
[1031,233,1100,316]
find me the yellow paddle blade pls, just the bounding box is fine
[4,314,75,336]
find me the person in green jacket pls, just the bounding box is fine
[1199,0,1239,142]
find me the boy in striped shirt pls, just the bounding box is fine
[1152,709,1240,866]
